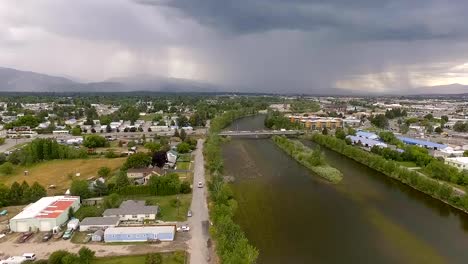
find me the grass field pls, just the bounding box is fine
[176,162,191,170]
[124,194,192,222]
[0,158,126,194]
[92,252,186,264]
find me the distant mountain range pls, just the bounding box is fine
[0,67,219,93]
[1,67,468,95]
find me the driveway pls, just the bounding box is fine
[187,139,212,264]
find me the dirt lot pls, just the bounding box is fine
[0,231,190,260]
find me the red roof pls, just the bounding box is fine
[36,199,75,219]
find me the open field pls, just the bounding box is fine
[125,194,192,222]
[92,251,186,264]
[0,158,126,194]
[398,161,419,168]
[176,161,191,170]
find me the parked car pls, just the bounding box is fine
[62,229,74,240]
[17,232,33,243]
[187,210,192,217]
[177,225,190,232]
[42,232,53,242]
[197,182,203,188]
[22,253,36,261]
[0,209,7,216]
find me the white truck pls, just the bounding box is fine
[67,218,80,231]
[0,256,27,264]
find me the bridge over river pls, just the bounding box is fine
[218,130,304,137]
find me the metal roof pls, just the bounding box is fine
[11,196,79,220]
[356,131,379,139]
[347,136,387,148]
[104,226,175,236]
[80,216,120,226]
[397,136,447,149]
[103,200,158,216]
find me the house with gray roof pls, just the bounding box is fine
[103,200,159,222]
[79,216,120,232]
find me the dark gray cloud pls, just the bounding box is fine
[136,0,468,41]
[1,0,468,93]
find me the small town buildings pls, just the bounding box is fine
[81,197,104,206]
[167,150,178,166]
[104,226,176,243]
[434,147,465,158]
[9,196,80,232]
[127,167,165,185]
[103,200,159,222]
[445,157,468,170]
[288,115,343,130]
[79,216,120,232]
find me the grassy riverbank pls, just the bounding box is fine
[309,133,468,213]
[272,136,343,183]
[204,109,259,263]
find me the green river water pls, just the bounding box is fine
[222,115,468,264]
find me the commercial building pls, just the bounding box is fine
[9,196,80,232]
[356,131,379,140]
[445,157,468,170]
[104,226,176,243]
[346,135,387,148]
[397,136,447,150]
[103,200,159,222]
[288,115,343,130]
[79,216,120,232]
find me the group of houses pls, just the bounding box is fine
[8,196,175,243]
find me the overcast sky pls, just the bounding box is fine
[1,0,468,93]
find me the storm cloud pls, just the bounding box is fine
[1,0,468,93]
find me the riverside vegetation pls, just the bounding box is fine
[272,136,343,183]
[205,108,260,264]
[310,133,468,212]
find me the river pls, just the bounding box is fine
[222,115,468,264]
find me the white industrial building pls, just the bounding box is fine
[9,196,80,232]
[445,157,468,171]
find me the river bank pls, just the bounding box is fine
[272,135,342,183]
[308,133,468,214]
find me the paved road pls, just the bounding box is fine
[188,139,212,264]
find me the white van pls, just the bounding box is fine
[22,253,36,261]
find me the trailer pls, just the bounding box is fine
[67,218,80,231]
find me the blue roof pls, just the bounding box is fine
[356,131,378,138]
[397,136,447,149]
[347,136,387,147]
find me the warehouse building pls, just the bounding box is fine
[397,136,447,150]
[445,157,468,170]
[10,196,80,232]
[79,216,120,232]
[104,226,175,243]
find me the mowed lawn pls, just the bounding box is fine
[92,252,186,264]
[0,158,126,194]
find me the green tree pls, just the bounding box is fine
[123,152,152,169]
[0,184,10,207]
[0,162,14,175]
[71,126,82,136]
[441,115,449,123]
[97,167,111,178]
[115,172,130,189]
[83,135,107,148]
[70,180,92,199]
[173,128,180,138]
[176,142,191,153]
[48,250,70,264]
[434,126,443,134]
[334,128,346,140]
[78,247,95,264]
[144,142,161,153]
[104,193,122,208]
[9,182,22,205]
[29,182,47,202]
[322,127,328,135]
[464,150,468,157]
[180,129,187,141]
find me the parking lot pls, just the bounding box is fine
[0,230,190,260]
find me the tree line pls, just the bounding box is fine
[6,138,87,166]
[310,133,468,212]
[272,136,343,183]
[0,181,47,207]
[205,108,260,264]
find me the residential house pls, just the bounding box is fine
[127,167,165,185]
[103,200,159,222]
